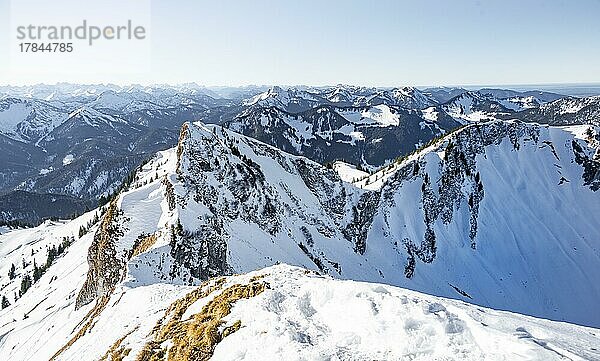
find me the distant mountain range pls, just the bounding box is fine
[0,84,599,359]
[1,83,599,224]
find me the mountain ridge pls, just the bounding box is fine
[63,120,600,327]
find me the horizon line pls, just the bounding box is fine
[2,81,600,89]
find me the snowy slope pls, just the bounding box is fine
[441,92,512,123]
[0,97,69,142]
[0,119,599,359]
[332,161,368,183]
[0,209,102,312]
[1,262,599,360]
[19,119,594,329]
[178,265,600,361]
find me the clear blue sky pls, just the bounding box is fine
[1,0,600,86]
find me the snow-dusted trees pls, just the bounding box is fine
[8,263,16,280]
[19,274,32,296]
[1,295,10,309]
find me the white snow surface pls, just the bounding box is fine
[332,161,368,183]
[62,154,74,166]
[213,265,600,361]
[1,120,600,360]
[340,104,401,127]
[1,262,599,360]
[421,106,440,121]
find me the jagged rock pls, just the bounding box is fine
[572,139,600,191]
[75,200,129,309]
[70,120,600,328]
[342,191,380,254]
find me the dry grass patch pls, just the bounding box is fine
[136,279,267,361]
[100,326,138,361]
[132,233,158,257]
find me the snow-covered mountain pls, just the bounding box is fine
[0,97,69,142]
[422,87,470,103]
[9,121,600,319]
[478,88,564,103]
[244,85,437,113]
[226,86,579,170]
[1,119,599,359]
[0,85,236,208]
[242,86,322,112]
[146,122,600,326]
[1,259,598,360]
[438,91,513,123]
[520,95,600,127]
[423,87,564,106]
[2,83,596,228]
[0,84,234,144]
[229,85,451,169]
[226,103,460,170]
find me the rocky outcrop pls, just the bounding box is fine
[170,216,230,282]
[75,200,129,309]
[572,135,600,191]
[342,191,380,254]
[381,121,541,277]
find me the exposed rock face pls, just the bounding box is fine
[169,123,363,279]
[380,121,542,277]
[177,125,284,233]
[170,216,230,281]
[342,191,380,254]
[75,200,129,309]
[294,158,348,222]
[572,130,600,191]
[73,120,600,327]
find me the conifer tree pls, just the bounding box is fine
[20,274,32,296]
[8,263,16,280]
[1,295,10,309]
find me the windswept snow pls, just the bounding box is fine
[340,104,401,127]
[1,263,598,360]
[212,266,600,361]
[332,161,368,183]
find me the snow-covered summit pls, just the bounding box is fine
[66,106,128,127]
[1,119,599,359]
[3,262,599,360]
[56,120,600,328]
[441,91,511,123]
